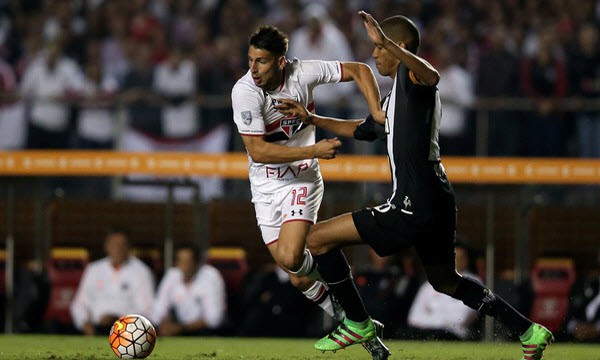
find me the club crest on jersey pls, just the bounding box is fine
[280,117,302,138]
[241,111,252,125]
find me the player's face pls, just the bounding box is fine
[372,44,401,78]
[248,46,285,91]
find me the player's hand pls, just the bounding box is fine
[274,98,313,124]
[359,11,386,47]
[313,138,342,159]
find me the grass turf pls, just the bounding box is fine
[0,335,598,360]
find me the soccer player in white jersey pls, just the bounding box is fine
[231,26,388,358]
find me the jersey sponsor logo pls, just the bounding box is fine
[265,162,309,178]
[241,111,252,125]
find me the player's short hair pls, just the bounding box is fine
[249,25,288,56]
[380,15,420,54]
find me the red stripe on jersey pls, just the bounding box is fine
[339,62,344,81]
[307,102,315,112]
[266,238,278,246]
[240,133,265,137]
[266,119,280,132]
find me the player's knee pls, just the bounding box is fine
[277,247,304,272]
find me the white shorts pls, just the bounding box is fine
[252,178,324,245]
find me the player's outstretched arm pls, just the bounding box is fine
[242,134,341,164]
[275,98,363,138]
[339,62,385,124]
[359,10,439,86]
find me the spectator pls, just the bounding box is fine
[436,43,474,155]
[19,40,85,149]
[76,59,119,150]
[288,3,354,119]
[476,26,521,156]
[567,250,600,342]
[407,242,480,340]
[70,227,154,336]
[569,23,600,158]
[154,45,197,139]
[519,25,568,157]
[152,245,226,336]
[0,57,25,149]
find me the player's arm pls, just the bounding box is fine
[275,98,360,138]
[275,98,381,140]
[339,62,385,124]
[359,10,439,86]
[242,134,341,164]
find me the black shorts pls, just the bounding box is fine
[352,203,456,266]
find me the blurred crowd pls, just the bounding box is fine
[0,0,599,158]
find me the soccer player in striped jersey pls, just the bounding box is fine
[276,11,553,360]
[231,25,389,358]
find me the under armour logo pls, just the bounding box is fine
[291,209,303,216]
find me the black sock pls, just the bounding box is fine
[454,276,532,337]
[313,249,369,323]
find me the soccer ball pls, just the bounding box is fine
[109,314,157,359]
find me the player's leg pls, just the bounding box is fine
[417,231,553,360]
[308,212,385,352]
[266,240,339,320]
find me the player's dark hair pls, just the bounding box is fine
[176,244,203,264]
[380,15,420,54]
[249,25,288,56]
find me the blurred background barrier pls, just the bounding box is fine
[2,151,600,183]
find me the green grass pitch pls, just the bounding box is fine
[0,335,598,360]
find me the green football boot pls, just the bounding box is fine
[520,323,554,360]
[315,317,376,352]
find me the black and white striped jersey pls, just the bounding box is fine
[356,63,454,225]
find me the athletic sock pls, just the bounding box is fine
[454,276,532,336]
[302,281,334,317]
[313,249,368,323]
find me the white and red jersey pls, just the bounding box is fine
[231,59,343,197]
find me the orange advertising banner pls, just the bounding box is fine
[0,151,599,184]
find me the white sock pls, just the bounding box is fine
[302,280,334,318]
[289,248,321,280]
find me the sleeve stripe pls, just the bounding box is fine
[240,133,264,137]
[339,62,344,82]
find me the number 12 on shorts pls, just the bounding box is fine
[291,186,307,205]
